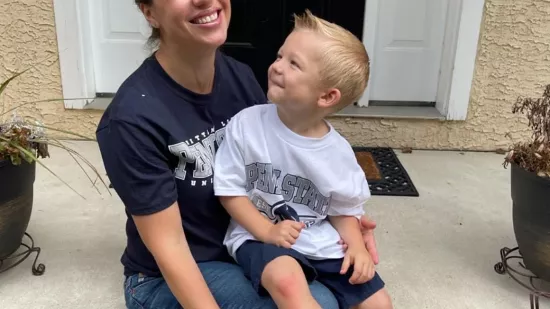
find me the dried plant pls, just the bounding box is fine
[0,58,110,198]
[503,84,550,178]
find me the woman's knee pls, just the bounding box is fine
[197,260,338,309]
[354,288,393,309]
[309,281,339,309]
[199,261,255,297]
[199,261,277,308]
[124,274,180,309]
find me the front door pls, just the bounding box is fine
[222,0,366,94]
[368,0,449,103]
[87,1,366,95]
[88,0,152,94]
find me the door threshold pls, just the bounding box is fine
[83,97,112,110]
[368,100,435,107]
[333,105,445,120]
[84,97,446,121]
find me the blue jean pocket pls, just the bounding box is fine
[124,274,164,309]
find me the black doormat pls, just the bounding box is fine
[353,147,419,197]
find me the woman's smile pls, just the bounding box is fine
[190,9,220,25]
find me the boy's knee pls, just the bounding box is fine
[355,288,393,309]
[261,256,305,299]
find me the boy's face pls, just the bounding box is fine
[267,30,332,112]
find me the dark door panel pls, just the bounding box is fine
[221,0,283,94]
[221,1,366,94]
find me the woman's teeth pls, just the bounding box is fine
[193,11,219,24]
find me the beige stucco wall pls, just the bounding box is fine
[1,0,549,150]
[0,0,102,140]
[329,0,549,151]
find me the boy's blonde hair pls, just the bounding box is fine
[293,10,370,108]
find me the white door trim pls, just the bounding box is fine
[358,0,485,121]
[359,0,380,107]
[53,0,96,109]
[440,0,485,120]
[54,0,485,120]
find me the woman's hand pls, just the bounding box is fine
[338,215,379,265]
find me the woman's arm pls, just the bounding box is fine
[96,117,219,309]
[133,202,219,309]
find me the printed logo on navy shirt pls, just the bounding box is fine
[168,118,230,186]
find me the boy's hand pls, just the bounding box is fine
[265,220,305,248]
[338,215,379,265]
[341,246,375,285]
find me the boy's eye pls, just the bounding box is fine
[290,60,300,68]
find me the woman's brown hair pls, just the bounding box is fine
[135,0,161,49]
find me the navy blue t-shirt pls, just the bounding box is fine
[96,51,266,276]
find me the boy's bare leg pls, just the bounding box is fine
[261,256,321,309]
[353,288,393,309]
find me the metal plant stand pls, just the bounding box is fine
[0,232,45,276]
[494,247,549,309]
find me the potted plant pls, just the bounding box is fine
[503,84,550,282]
[0,63,108,269]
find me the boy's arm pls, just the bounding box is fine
[327,144,372,251]
[330,214,376,283]
[327,179,370,249]
[212,111,280,243]
[220,196,304,247]
[219,196,273,242]
[328,216,365,251]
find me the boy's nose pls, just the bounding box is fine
[271,62,283,74]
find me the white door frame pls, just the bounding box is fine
[53,0,485,120]
[359,0,485,120]
[54,0,96,109]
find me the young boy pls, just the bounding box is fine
[213,10,393,309]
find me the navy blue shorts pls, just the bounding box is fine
[236,240,385,309]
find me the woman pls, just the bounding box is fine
[96,0,379,308]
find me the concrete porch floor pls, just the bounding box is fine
[0,141,548,309]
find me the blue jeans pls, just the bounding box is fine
[124,261,339,309]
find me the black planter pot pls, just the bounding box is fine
[511,163,550,282]
[0,159,36,259]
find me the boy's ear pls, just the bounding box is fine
[318,88,341,109]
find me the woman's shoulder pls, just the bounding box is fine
[101,86,156,124]
[216,51,255,77]
[216,51,266,103]
[100,58,166,123]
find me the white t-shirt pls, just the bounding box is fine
[214,104,370,260]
